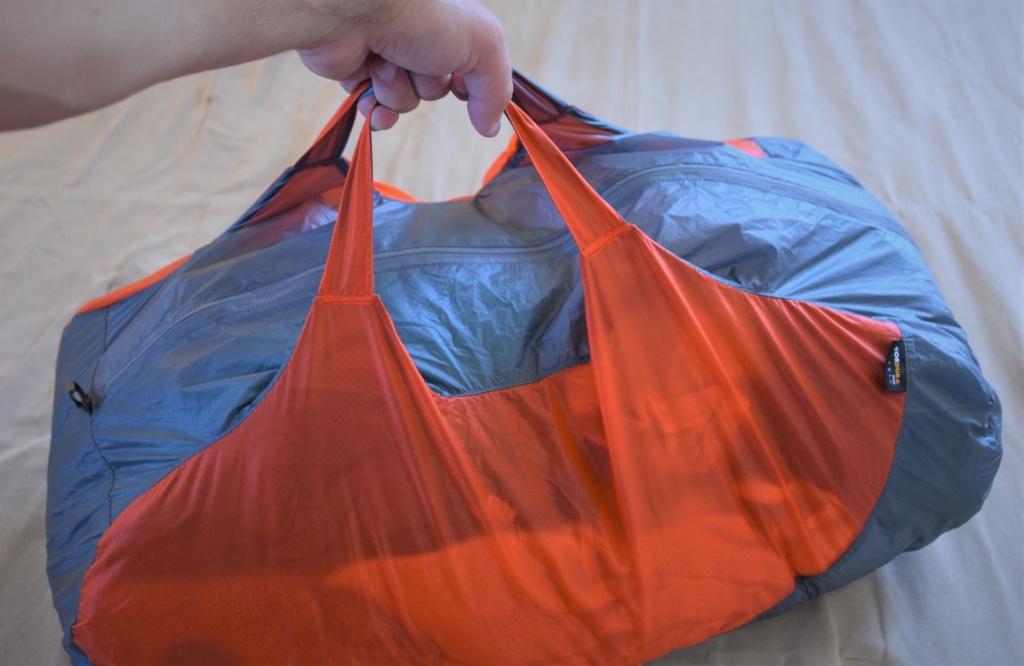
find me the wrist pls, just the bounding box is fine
[297,0,403,50]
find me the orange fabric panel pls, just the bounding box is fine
[580,227,901,578]
[73,284,902,663]
[76,305,630,664]
[74,97,904,665]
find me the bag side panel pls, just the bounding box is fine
[47,309,112,666]
[601,137,1002,609]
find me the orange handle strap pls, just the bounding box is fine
[301,81,371,167]
[319,103,377,298]
[318,94,629,298]
[502,103,625,250]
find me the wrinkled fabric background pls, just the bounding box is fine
[1,1,1020,664]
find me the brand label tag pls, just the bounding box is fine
[884,339,908,393]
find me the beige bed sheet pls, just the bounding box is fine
[1,1,1020,664]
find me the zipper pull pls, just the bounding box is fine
[68,381,94,413]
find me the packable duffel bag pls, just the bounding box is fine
[47,73,1001,665]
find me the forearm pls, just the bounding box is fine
[0,0,390,130]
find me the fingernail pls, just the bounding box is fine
[487,119,501,137]
[357,95,374,118]
[376,62,397,82]
[369,108,384,131]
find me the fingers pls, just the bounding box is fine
[365,63,454,123]
[299,0,512,137]
[355,61,454,131]
[450,74,469,102]
[369,105,400,132]
[369,61,419,115]
[409,72,451,102]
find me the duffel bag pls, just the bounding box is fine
[47,73,1001,665]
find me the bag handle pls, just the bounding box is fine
[237,73,623,231]
[303,72,623,168]
[298,81,372,168]
[318,92,628,298]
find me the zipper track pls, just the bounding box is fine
[98,265,323,397]
[374,231,577,267]
[598,162,894,227]
[98,156,894,398]
[99,228,581,399]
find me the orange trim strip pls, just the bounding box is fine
[75,255,191,315]
[724,138,766,158]
[372,181,418,202]
[482,135,521,186]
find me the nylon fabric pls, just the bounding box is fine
[72,93,905,664]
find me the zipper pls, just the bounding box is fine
[373,228,577,268]
[96,265,323,400]
[368,158,890,269]
[97,225,580,401]
[95,158,893,401]
[597,162,894,227]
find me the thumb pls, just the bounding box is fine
[460,62,512,137]
[449,8,512,137]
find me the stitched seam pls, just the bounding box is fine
[94,310,116,526]
[581,224,632,258]
[316,295,376,305]
[99,266,323,393]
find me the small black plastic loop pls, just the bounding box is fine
[68,381,94,413]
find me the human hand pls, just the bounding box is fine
[296,0,512,137]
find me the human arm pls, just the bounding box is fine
[0,0,511,135]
